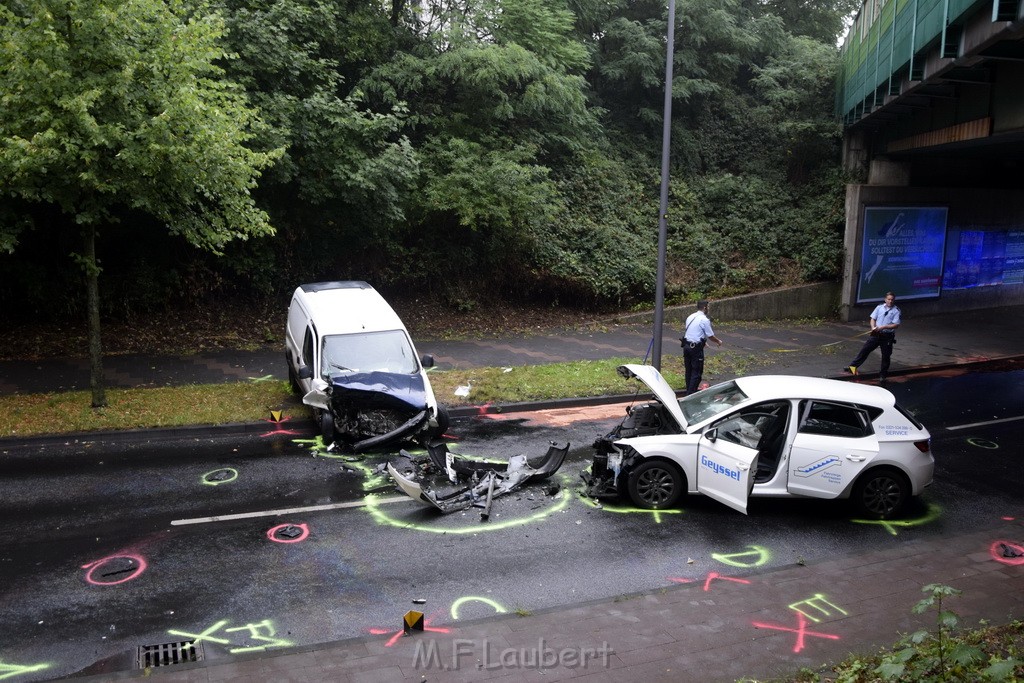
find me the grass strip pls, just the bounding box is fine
[0,354,760,438]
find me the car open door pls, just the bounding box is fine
[696,423,759,515]
[787,400,879,499]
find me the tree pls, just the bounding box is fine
[206,0,419,289]
[355,0,609,299]
[0,0,279,406]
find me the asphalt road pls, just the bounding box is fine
[0,361,1021,681]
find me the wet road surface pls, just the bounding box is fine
[0,361,1021,681]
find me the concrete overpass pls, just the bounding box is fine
[836,0,1024,321]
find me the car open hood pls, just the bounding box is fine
[617,364,687,430]
[327,371,427,412]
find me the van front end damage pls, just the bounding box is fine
[304,371,431,452]
[387,441,569,516]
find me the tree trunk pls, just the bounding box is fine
[84,224,107,408]
[390,0,406,26]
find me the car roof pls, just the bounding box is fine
[731,375,895,407]
[294,281,407,337]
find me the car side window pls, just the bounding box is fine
[798,400,873,438]
[302,327,315,370]
[711,402,789,449]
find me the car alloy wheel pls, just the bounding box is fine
[855,469,908,519]
[628,460,683,509]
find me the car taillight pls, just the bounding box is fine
[914,439,930,453]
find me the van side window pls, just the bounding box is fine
[798,401,872,438]
[302,327,315,370]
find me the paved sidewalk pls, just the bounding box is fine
[80,520,1024,683]
[5,304,1024,683]
[2,304,1023,395]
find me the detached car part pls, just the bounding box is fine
[387,442,569,514]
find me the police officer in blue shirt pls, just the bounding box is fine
[845,291,901,381]
[681,300,722,394]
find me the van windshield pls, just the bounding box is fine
[321,330,418,376]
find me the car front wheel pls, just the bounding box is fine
[853,468,909,519]
[627,460,684,509]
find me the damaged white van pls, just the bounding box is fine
[285,281,448,451]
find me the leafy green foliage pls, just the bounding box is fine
[1,0,282,405]
[798,585,1024,682]
[2,0,854,321]
[0,0,278,252]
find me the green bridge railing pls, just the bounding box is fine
[836,0,1017,124]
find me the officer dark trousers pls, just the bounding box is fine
[683,340,706,394]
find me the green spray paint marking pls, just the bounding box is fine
[201,468,238,486]
[0,661,50,681]
[451,596,508,620]
[363,483,571,534]
[712,545,772,568]
[851,503,941,536]
[576,495,682,524]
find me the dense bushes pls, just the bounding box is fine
[0,0,849,323]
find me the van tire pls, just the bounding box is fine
[320,411,336,443]
[287,354,300,394]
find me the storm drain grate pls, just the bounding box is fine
[135,640,204,669]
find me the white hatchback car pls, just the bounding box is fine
[582,365,933,519]
[285,281,447,451]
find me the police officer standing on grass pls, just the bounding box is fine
[681,300,722,394]
[844,291,900,381]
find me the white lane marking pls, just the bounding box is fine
[171,495,409,526]
[946,414,1024,431]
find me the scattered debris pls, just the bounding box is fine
[387,441,569,516]
[1000,543,1024,558]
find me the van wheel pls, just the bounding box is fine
[853,468,908,519]
[319,411,336,443]
[287,364,301,394]
[627,460,684,509]
[431,404,450,437]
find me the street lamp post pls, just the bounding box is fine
[651,0,676,370]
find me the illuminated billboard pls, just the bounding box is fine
[856,207,947,303]
[942,227,1024,289]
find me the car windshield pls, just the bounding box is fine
[678,381,748,425]
[321,330,418,376]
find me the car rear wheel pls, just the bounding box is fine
[627,460,684,509]
[852,468,909,519]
